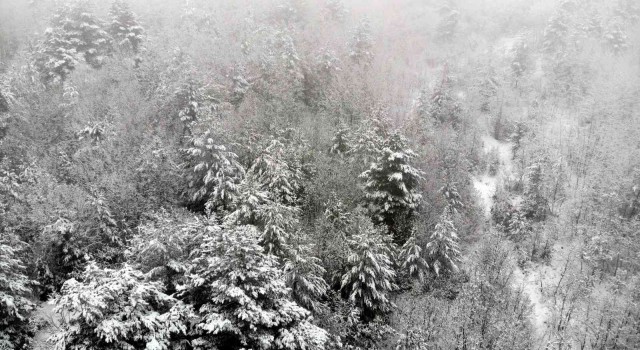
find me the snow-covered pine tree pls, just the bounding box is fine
[425,209,461,276]
[33,26,79,84]
[329,124,351,156]
[360,132,423,243]
[249,139,304,206]
[440,182,464,214]
[398,232,429,282]
[436,6,459,43]
[183,225,328,349]
[109,0,144,53]
[341,217,397,321]
[602,23,628,55]
[284,243,329,312]
[225,172,300,257]
[34,0,113,84]
[127,208,209,293]
[523,163,548,220]
[325,0,347,22]
[417,74,462,126]
[182,130,245,212]
[542,14,569,55]
[350,111,389,164]
[511,35,529,79]
[53,263,192,350]
[52,0,112,68]
[0,239,34,349]
[348,18,373,67]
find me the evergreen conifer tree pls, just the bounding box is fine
[360,132,423,243]
[109,0,144,53]
[53,263,191,350]
[182,131,245,212]
[0,239,34,349]
[425,209,461,276]
[348,18,373,67]
[341,216,396,321]
[523,163,548,220]
[183,225,328,349]
[398,233,429,282]
[34,0,113,84]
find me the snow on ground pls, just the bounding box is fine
[472,174,497,218]
[472,134,551,343]
[31,302,60,350]
[512,267,550,341]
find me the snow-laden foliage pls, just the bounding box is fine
[182,225,328,350]
[341,218,397,321]
[249,139,304,206]
[0,238,34,350]
[602,23,628,55]
[182,131,245,212]
[360,132,423,242]
[542,14,569,55]
[33,26,79,85]
[510,35,529,78]
[127,209,210,292]
[523,163,548,220]
[34,0,112,84]
[109,0,144,53]
[348,18,373,67]
[417,76,463,126]
[329,124,352,156]
[229,180,300,256]
[325,0,347,22]
[398,233,429,282]
[425,209,461,276]
[440,182,464,214]
[436,6,459,42]
[284,243,329,312]
[350,113,389,164]
[52,263,192,350]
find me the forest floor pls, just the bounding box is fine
[471,132,555,346]
[30,301,60,350]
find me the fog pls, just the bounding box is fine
[1,1,639,349]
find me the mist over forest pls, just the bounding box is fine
[1,0,639,349]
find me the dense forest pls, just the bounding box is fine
[1,0,639,349]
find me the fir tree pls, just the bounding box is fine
[329,124,351,156]
[226,173,300,257]
[0,239,34,349]
[284,243,329,312]
[127,209,208,293]
[436,6,460,43]
[360,132,423,243]
[348,18,373,67]
[350,112,389,164]
[33,26,79,84]
[523,163,548,220]
[325,0,347,22]
[109,0,144,53]
[183,225,328,349]
[182,130,245,212]
[425,209,461,276]
[542,14,569,55]
[603,23,629,55]
[34,0,113,84]
[53,263,192,350]
[397,233,429,282]
[511,36,529,79]
[341,218,396,321]
[249,139,304,206]
[417,75,462,126]
[440,182,464,214]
